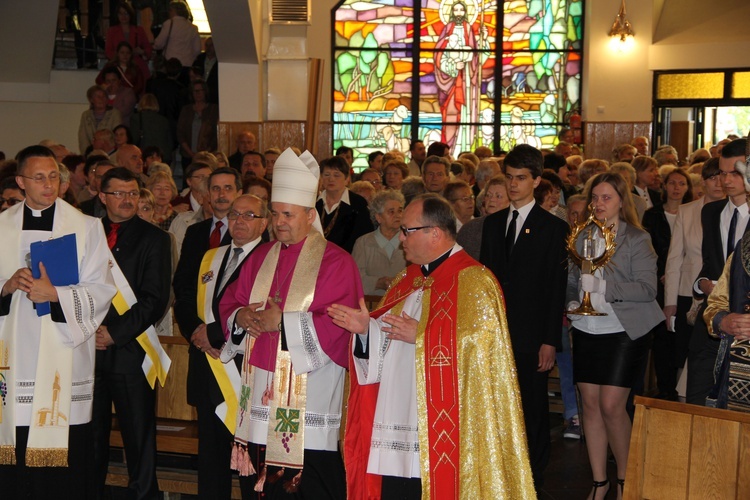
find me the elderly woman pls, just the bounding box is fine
[78,85,122,154]
[480,175,509,216]
[147,171,179,230]
[177,78,219,169]
[384,161,409,190]
[612,143,637,164]
[138,187,178,336]
[567,172,663,500]
[352,190,407,296]
[315,155,374,253]
[456,176,509,260]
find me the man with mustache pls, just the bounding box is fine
[92,167,172,499]
[173,167,240,497]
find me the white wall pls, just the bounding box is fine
[583,0,654,123]
[0,71,94,157]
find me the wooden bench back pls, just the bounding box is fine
[626,396,750,499]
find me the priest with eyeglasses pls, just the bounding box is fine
[0,145,116,498]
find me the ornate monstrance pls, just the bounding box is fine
[567,204,618,316]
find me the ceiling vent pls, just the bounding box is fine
[270,0,310,24]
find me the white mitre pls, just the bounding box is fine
[271,147,324,233]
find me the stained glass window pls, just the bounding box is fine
[333,0,583,170]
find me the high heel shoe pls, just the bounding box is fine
[617,478,624,498]
[590,479,610,499]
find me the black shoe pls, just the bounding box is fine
[591,479,610,499]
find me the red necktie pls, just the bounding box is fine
[107,223,120,250]
[209,221,223,249]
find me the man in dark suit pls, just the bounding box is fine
[687,138,749,405]
[92,167,172,499]
[479,144,569,488]
[228,131,257,171]
[173,167,241,498]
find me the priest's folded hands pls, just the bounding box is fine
[328,297,418,344]
[236,296,282,337]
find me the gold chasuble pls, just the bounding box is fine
[346,250,535,500]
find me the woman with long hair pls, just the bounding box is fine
[97,41,146,97]
[105,2,152,79]
[567,172,664,500]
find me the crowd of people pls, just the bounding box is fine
[2,126,747,500]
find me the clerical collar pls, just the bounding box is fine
[421,248,453,276]
[22,202,56,231]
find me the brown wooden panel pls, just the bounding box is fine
[218,121,333,162]
[583,122,652,162]
[624,403,648,500]
[738,424,750,499]
[155,342,196,421]
[670,121,692,163]
[641,408,692,499]
[688,416,739,499]
[627,398,750,500]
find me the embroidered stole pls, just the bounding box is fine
[197,247,242,433]
[364,260,464,499]
[0,202,85,466]
[109,255,171,388]
[233,231,326,472]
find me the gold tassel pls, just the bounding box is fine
[254,464,267,492]
[0,445,16,465]
[267,466,285,484]
[283,470,302,493]
[26,447,68,467]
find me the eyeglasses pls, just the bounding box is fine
[102,191,140,199]
[450,195,474,203]
[20,173,60,184]
[228,210,263,221]
[399,225,434,236]
[0,197,23,206]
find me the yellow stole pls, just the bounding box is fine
[109,254,171,388]
[197,246,242,433]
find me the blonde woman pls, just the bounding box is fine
[146,171,179,230]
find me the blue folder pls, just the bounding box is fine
[30,233,79,316]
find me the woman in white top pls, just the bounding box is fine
[567,172,663,500]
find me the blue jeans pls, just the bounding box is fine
[557,325,579,420]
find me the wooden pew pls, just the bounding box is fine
[106,332,241,498]
[625,396,750,499]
